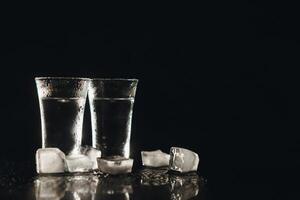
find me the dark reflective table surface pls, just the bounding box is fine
[0,162,207,200]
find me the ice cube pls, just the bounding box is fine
[34,176,66,200]
[139,167,169,186]
[141,150,170,167]
[97,156,133,175]
[65,154,94,173]
[169,147,199,173]
[35,148,66,174]
[81,146,102,170]
[169,173,200,200]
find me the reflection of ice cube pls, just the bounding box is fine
[169,173,200,200]
[36,148,65,174]
[169,147,199,173]
[35,175,100,200]
[141,150,170,167]
[34,176,66,200]
[81,146,102,170]
[65,154,94,173]
[97,156,133,175]
[139,167,169,186]
[65,175,99,200]
[66,175,99,194]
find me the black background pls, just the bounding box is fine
[0,2,300,199]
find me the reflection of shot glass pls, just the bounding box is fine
[88,79,138,158]
[35,77,90,155]
[97,175,133,200]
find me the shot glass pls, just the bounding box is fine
[35,77,90,155]
[88,78,138,158]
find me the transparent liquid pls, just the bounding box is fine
[90,97,134,158]
[40,97,86,155]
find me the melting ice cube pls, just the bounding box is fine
[34,176,66,200]
[169,147,199,173]
[141,150,170,167]
[97,156,133,175]
[81,146,102,170]
[35,148,65,174]
[139,167,169,186]
[65,154,94,173]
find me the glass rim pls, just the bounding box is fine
[91,78,138,82]
[35,77,91,81]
